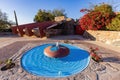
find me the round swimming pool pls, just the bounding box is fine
[21,43,90,77]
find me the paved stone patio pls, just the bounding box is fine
[0,41,120,80]
[0,33,120,80]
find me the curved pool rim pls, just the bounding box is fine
[21,43,90,78]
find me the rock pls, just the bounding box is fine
[55,16,66,22]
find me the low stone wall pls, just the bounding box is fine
[83,30,120,45]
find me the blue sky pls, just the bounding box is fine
[0,0,120,25]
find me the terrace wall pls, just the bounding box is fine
[83,30,120,45]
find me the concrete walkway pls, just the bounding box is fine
[0,34,120,54]
[0,35,43,49]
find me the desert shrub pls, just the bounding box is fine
[79,3,115,30]
[106,14,120,31]
[79,11,115,30]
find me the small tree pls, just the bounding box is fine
[52,9,66,17]
[34,9,54,22]
[0,10,11,30]
[34,9,66,22]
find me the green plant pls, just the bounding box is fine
[89,47,102,62]
[0,10,12,30]
[34,9,66,22]
[90,47,99,54]
[0,59,13,66]
[0,59,12,65]
[94,3,113,14]
[0,59,15,71]
[5,59,12,65]
[106,14,120,31]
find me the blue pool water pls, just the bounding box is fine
[21,43,90,77]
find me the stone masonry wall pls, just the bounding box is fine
[83,30,120,45]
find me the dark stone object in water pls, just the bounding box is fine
[1,63,15,71]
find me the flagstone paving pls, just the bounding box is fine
[0,33,120,80]
[0,40,120,80]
